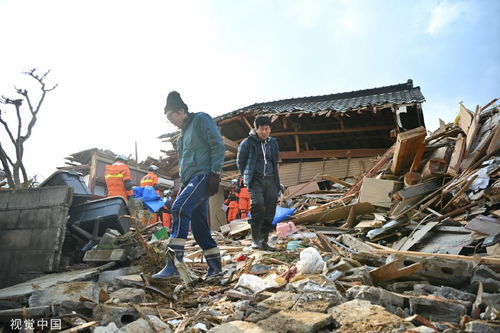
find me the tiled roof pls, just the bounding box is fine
[216,79,425,120]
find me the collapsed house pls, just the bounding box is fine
[0,86,498,332]
[159,79,426,187]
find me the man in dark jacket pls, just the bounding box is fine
[152,91,226,280]
[237,116,280,251]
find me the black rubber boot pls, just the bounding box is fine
[151,238,185,280]
[204,247,222,277]
[251,224,262,249]
[260,231,277,252]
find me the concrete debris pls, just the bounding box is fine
[28,281,101,307]
[108,288,147,304]
[346,285,406,314]
[470,265,500,294]
[465,320,500,333]
[208,320,273,333]
[257,310,333,333]
[328,299,413,333]
[119,315,172,333]
[0,100,499,332]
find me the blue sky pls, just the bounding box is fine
[0,0,498,180]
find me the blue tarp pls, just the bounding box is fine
[272,206,296,225]
[248,206,296,226]
[133,186,163,213]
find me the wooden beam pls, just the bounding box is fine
[464,105,481,157]
[480,98,499,111]
[447,134,465,177]
[222,136,239,154]
[280,148,387,160]
[240,114,253,130]
[271,125,393,137]
[373,248,500,266]
[370,260,423,283]
[321,175,353,188]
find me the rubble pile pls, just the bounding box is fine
[0,101,499,333]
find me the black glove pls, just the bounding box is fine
[208,172,221,197]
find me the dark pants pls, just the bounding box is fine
[249,176,278,235]
[170,174,217,250]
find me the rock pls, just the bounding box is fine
[93,322,119,333]
[257,292,299,311]
[292,293,338,313]
[208,320,272,333]
[120,315,172,333]
[257,310,333,333]
[328,299,412,333]
[257,291,337,313]
[470,265,500,293]
[465,320,500,333]
[409,296,467,323]
[92,304,140,327]
[109,288,146,303]
[245,309,278,323]
[346,285,406,314]
[28,282,100,307]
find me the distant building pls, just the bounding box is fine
[59,148,173,198]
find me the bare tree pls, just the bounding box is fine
[0,68,57,189]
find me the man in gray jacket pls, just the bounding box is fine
[152,91,226,279]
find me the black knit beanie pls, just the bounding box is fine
[164,91,188,113]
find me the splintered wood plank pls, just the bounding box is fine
[370,260,423,283]
[457,103,473,133]
[447,134,466,177]
[391,127,427,175]
[486,124,500,155]
[461,127,495,170]
[464,105,481,157]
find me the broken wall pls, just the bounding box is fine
[0,186,72,288]
[279,157,375,186]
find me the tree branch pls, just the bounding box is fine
[0,110,17,146]
[0,68,57,188]
[0,141,14,167]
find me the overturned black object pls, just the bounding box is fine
[69,196,131,238]
[39,170,91,205]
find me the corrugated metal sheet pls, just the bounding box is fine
[279,157,376,186]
